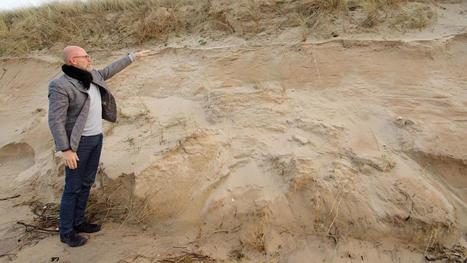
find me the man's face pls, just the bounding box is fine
[69,49,92,71]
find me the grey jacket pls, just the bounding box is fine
[48,55,133,152]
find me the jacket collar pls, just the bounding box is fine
[64,74,89,94]
[63,70,108,94]
[90,71,106,89]
[62,64,94,92]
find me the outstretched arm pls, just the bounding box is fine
[98,50,152,80]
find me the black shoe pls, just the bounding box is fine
[74,222,101,233]
[60,231,87,247]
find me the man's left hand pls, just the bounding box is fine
[134,50,153,60]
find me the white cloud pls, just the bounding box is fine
[0,0,84,11]
[0,0,47,10]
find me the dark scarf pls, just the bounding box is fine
[62,64,93,89]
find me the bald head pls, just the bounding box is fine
[63,46,86,64]
[63,45,92,71]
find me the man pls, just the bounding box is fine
[48,46,149,247]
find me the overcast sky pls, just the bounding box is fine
[0,0,83,11]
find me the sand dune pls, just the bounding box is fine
[0,27,466,263]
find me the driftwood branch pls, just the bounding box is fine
[0,194,20,201]
[16,221,58,233]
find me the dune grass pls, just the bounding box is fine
[0,0,436,56]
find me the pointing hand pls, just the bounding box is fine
[134,50,153,60]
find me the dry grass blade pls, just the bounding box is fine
[157,252,216,263]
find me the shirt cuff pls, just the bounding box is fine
[128,52,136,62]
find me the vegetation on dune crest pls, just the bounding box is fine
[0,0,437,56]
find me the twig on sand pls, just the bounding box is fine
[0,68,7,81]
[158,251,215,263]
[0,194,20,201]
[327,233,338,244]
[16,221,58,233]
[0,253,16,258]
[186,225,242,245]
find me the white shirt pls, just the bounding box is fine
[82,83,102,136]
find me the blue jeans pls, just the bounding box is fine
[59,134,103,235]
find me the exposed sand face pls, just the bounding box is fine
[101,35,467,245]
[1,33,467,263]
